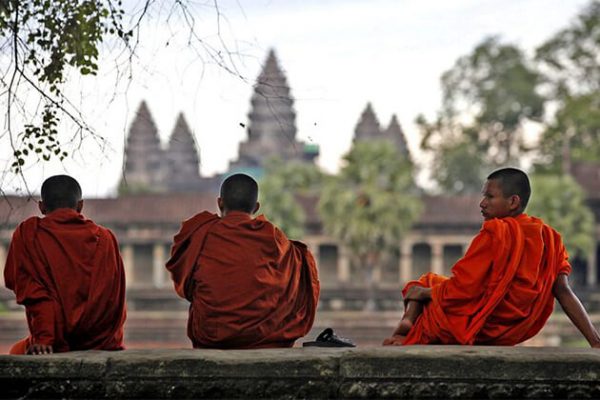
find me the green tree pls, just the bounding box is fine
[0,0,131,172]
[259,158,324,239]
[535,93,600,172]
[319,142,422,309]
[420,37,545,193]
[535,1,600,98]
[534,1,600,171]
[0,1,241,181]
[417,116,486,194]
[527,173,594,258]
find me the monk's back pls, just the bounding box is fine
[477,215,563,344]
[7,208,126,352]
[195,212,288,319]
[167,174,319,349]
[177,212,319,349]
[35,212,106,330]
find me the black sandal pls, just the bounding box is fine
[302,328,356,347]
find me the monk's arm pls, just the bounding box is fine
[553,274,600,348]
[404,286,432,302]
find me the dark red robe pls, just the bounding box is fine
[167,211,320,349]
[5,208,126,354]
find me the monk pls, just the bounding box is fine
[166,173,320,349]
[384,168,600,347]
[4,175,126,354]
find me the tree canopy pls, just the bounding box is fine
[0,0,241,183]
[527,173,595,258]
[534,1,600,172]
[258,158,324,239]
[0,0,131,172]
[535,1,600,98]
[419,37,545,194]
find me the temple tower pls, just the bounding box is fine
[230,49,318,176]
[385,114,410,158]
[120,101,166,193]
[165,113,202,192]
[353,104,410,160]
[353,103,383,142]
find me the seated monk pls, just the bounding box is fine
[166,173,320,349]
[4,175,126,355]
[384,168,600,347]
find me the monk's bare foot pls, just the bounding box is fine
[383,335,406,346]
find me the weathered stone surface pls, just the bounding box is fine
[1,347,599,399]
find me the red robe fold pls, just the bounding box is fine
[166,211,320,349]
[390,214,571,346]
[4,208,126,354]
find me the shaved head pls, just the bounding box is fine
[487,168,531,211]
[41,175,82,212]
[219,174,259,214]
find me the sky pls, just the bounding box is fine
[0,0,591,197]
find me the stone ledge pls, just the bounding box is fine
[1,347,600,399]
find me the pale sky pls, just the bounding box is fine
[0,0,590,197]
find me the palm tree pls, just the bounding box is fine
[319,142,422,310]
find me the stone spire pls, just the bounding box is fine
[166,113,201,192]
[385,114,410,157]
[120,101,166,193]
[353,103,382,142]
[230,49,316,175]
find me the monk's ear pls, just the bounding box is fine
[76,200,84,213]
[509,195,521,211]
[253,202,260,215]
[217,197,225,212]
[38,201,47,215]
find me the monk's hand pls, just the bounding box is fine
[26,343,53,355]
[404,286,432,303]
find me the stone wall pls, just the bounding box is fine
[1,347,599,399]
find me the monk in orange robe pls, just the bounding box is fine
[166,173,320,349]
[5,175,126,355]
[384,168,600,347]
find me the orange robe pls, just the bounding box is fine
[4,208,126,354]
[387,214,571,346]
[166,211,320,349]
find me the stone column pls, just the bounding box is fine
[0,243,6,287]
[400,240,413,283]
[308,241,320,271]
[338,246,350,283]
[122,244,134,287]
[153,244,165,288]
[431,241,444,275]
[372,263,381,285]
[587,242,597,287]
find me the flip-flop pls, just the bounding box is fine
[302,328,356,347]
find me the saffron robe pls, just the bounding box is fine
[4,208,126,354]
[388,214,571,345]
[166,211,320,349]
